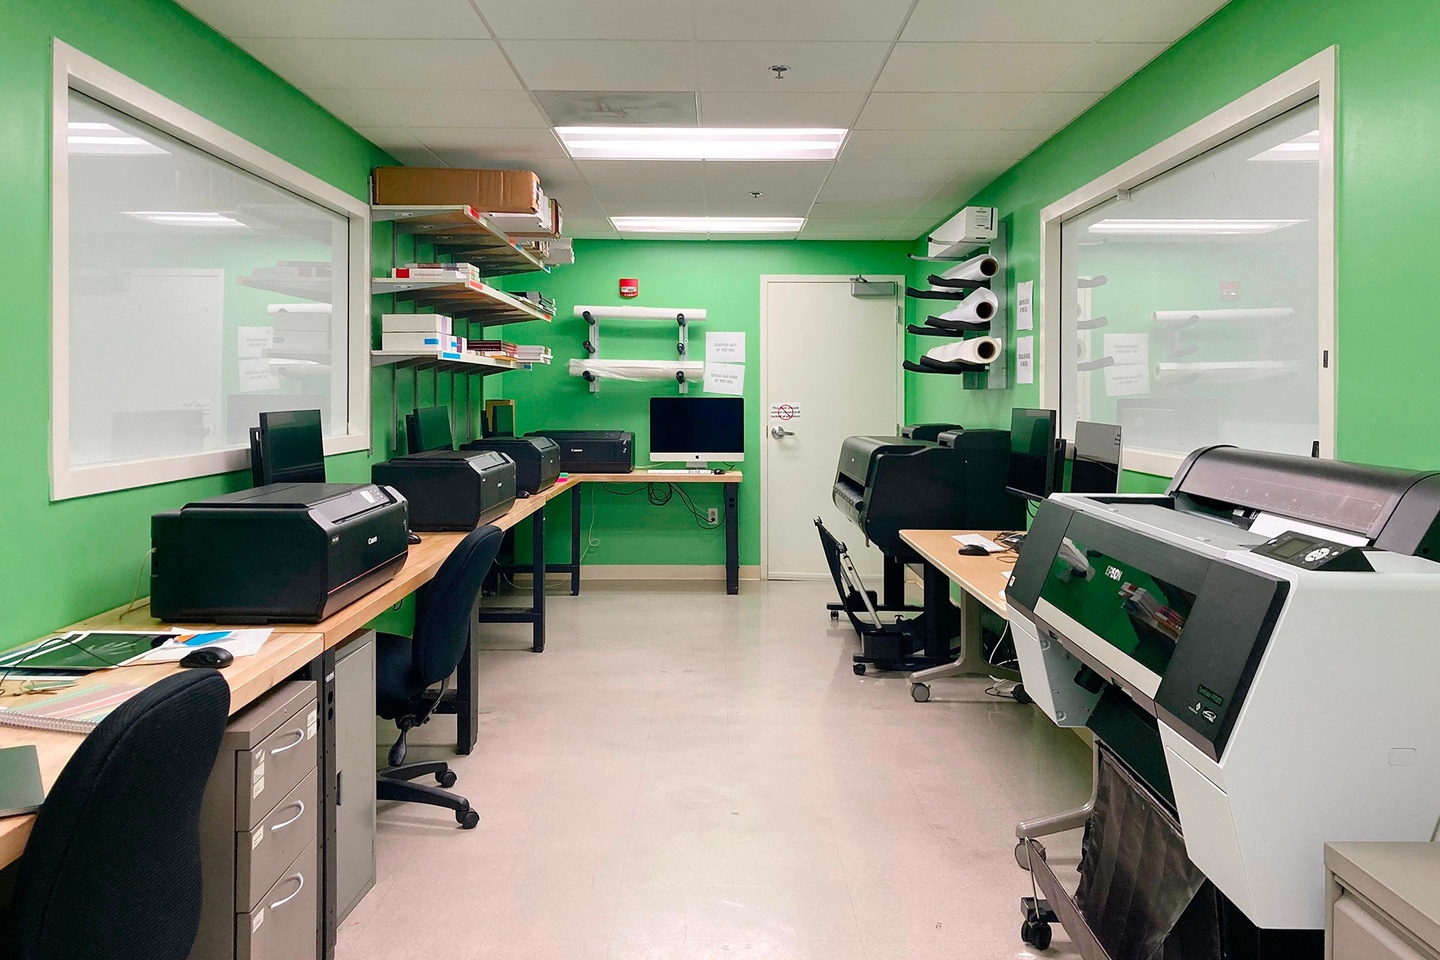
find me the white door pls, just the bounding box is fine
[763,277,903,579]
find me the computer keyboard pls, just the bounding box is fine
[952,533,1005,553]
[644,468,715,475]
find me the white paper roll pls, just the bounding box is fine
[925,336,1002,366]
[940,254,999,283]
[934,287,998,322]
[568,359,705,381]
[1151,308,1295,325]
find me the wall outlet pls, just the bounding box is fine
[707,508,719,524]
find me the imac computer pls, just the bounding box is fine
[649,397,744,468]
[1070,421,1122,495]
[1005,408,1059,501]
[250,409,326,486]
[406,406,455,453]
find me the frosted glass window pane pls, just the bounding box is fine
[66,91,350,470]
[1059,100,1321,461]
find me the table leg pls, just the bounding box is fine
[724,482,739,595]
[531,508,546,652]
[455,597,479,755]
[922,559,962,660]
[570,484,582,596]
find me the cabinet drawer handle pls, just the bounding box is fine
[269,873,305,910]
[270,800,306,831]
[268,730,306,756]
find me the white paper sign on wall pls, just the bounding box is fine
[1016,281,1034,331]
[1103,333,1149,367]
[238,358,279,393]
[1104,364,1150,397]
[704,362,745,396]
[706,331,745,363]
[769,402,801,422]
[1016,336,1034,385]
[238,326,273,359]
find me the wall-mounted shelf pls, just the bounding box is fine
[572,305,707,394]
[370,350,531,375]
[372,278,553,327]
[372,205,549,277]
[904,220,1008,390]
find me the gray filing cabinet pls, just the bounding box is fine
[191,681,319,960]
[1326,842,1440,960]
[334,631,377,922]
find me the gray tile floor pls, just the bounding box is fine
[337,580,1091,960]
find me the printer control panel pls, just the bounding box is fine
[1251,531,1373,572]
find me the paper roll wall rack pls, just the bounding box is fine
[572,305,708,394]
[902,220,1008,388]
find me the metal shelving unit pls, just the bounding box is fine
[371,278,554,328]
[373,205,549,278]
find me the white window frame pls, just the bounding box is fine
[50,40,371,501]
[1038,46,1336,479]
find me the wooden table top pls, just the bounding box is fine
[899,529,1016,617]
[574,469,742,484]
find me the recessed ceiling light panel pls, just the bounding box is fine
[611,216,805,234]
[558,127,846,162]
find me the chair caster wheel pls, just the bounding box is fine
[1015,840,1046,870]
[910,682,930,702]
[1021,919,1052,950]
[458,808,480,829]
[830,610,839,620]
[853,664,866,676]
[1013,683,1033,705]
[437,769,458,788]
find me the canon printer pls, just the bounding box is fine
[1004,446,1440,958]
[460,436,561,494]
[151,483,409,623]
[371,449,516,530]
[527,429,633,473]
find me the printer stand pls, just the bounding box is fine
[826,555,924,618]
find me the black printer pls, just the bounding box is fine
[900,423,964,443]
[460,436,561,493]
[526,430,634,473]
[371,449,516,531]
[151,483,409,624]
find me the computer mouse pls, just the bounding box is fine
[712,468,725,474]
[407,531,423,544]
[958,544,990,556]
[180,646,234,669]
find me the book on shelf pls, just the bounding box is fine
[392,263,480,281]
[0,682,146,734]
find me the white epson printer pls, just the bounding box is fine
[1004,445,1440,948]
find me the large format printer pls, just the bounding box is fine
[1004,446,1440,957]
[527,430,634,473]
[460,436,561,494]
[371,449,517,530]
[151,483,410,623]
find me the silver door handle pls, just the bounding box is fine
[770,426,794,439]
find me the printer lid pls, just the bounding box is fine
[389,449,514,469]
[467,437,559,454]
[192,483,398,524]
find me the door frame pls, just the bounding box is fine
[758,274,905,580]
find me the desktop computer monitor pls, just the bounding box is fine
[1006,408,1059,501]
[1070,421,1122,495]
[406,406,454,453]
[649,397,745,466]
[250,409,325,486]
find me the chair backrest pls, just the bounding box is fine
[10,670,230,960]
[412,524,504,687]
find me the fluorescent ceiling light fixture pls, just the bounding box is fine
[611,216,805,234]
[557,126,846,161]
[125,211,248,228]
[1088,218,1305,236]
[1249,129,1321,162]
[68,121,167,155]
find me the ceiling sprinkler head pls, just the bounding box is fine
[749,191,763,199]
[770,64,789,80]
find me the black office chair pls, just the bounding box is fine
[376,523,502,829]
[5,670,230,960]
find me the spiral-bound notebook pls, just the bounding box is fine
[0,683,144,733]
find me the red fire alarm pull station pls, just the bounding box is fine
[619,278,639,299]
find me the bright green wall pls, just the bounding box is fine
[908,0,1440,476]
[2,0,393,650]
[493,239,910,568]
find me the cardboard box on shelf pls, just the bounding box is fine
[381,332,461,354]
[373,167,544,216]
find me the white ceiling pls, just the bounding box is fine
[176,0,1231,241]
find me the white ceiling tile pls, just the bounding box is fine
[1048,42,1170,92]
[800,219,903,238]
[1004,91,1104,130]
[551,200,608,220]
[902,0,1136,43]
[828,159,968,183]
[475,0,694,40]
[597,200,709,216]
[809,201,917,219]
[481,160,586,183]
[695,42,892,92]
[854,92,1034,130]
[309,88,548,129]
[535,91,699,126]
[698,92,866,127]
[187,0,490,39]
[976,127,1055,163]
[575,160,707,183]
[875,42,1090,92]
[502,41,698,91]
[1104,0,1232,42]
[385,144,448,166]
[410,128,568,163]
[816,179,943,204]
[240,38,521,91]
[692,0,915,41]
[587,179,708,203]
[840,129,999,160]
[703,197,814,217]
[351,126,423,151]
[702,161,832,188]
